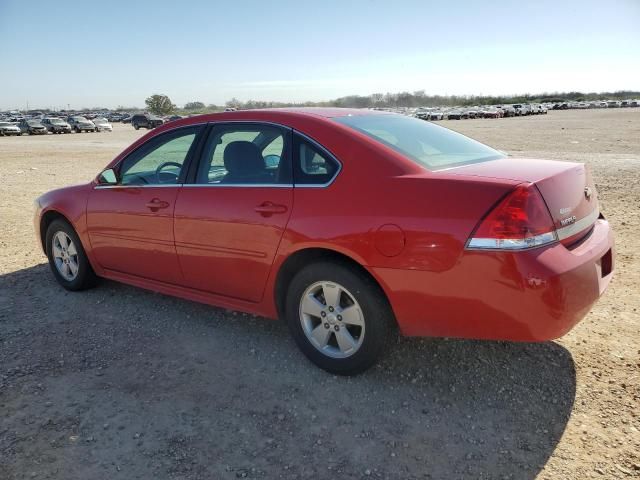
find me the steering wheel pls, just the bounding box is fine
[155,161,182,184]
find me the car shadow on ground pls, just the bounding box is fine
[1,264,576,480]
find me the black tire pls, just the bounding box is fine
[285,261,394,375]
[134,124,139,130]
[45,219,98,291]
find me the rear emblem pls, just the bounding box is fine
[584,186,593,201]
[560,215,577,227]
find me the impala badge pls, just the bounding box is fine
[560,215,577,227]
[584,186,593,200]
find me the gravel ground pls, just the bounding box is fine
[1,109,638,479]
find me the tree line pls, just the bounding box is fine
[168,90,640,115]
[35,90,639,116]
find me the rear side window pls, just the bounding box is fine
[293,134,340,185]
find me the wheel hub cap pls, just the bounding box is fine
[52,231,79,281]
[299,281,365,359]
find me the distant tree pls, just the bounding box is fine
[145,94,175,115]
[226,97,242,109]
[184,101,205,110]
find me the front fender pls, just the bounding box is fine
[35,183,98,270]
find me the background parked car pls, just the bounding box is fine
[18,119,48,135]
[67,116,96,133]
[92,118,113,132]
[131,114,164,129]
[0,121,21,136]
[415,109,444,121]
[42,118,72,134]
[496,105,516,117]
[512,104,532,115]
[483,108,502,118]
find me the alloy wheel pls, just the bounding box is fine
[52,231,79,281]
[299,281,365,359]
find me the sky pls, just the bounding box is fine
[0,0,639,110]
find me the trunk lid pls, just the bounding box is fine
[442,158,599,245]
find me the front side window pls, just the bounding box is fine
[119,126,201,185]
[335,114,505,170]
[196,124,291,185]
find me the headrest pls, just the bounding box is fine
[223,141,265,177]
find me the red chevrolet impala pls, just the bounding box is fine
[34,108,614,374]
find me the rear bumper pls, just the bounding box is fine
[373,219,614,341]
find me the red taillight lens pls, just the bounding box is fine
[467,184,558,250]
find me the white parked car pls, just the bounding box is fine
[92,118,113,132]
[0,121,21,136]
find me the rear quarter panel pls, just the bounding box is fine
[266,116,521,317]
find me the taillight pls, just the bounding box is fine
[466,184,558,250]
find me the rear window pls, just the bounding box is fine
[334,114,505,170]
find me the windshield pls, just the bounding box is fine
[94,118,107,123]
[27,120,42,126]
[334,114,505,170]
[73,116,88,122]
[49,118,64,124]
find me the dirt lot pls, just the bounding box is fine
[1,109,638,479]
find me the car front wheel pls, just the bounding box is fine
[285,262,394,375]
[45,219,98,291]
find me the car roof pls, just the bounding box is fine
[190,107,388,122]
[148,108,393,137]
[250,107,385,118]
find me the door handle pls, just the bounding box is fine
[145,198,170,211]
[254,202,288,216]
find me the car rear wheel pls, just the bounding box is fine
[134,124,139,130]
[45,219,98,291]
[285,262,394,375]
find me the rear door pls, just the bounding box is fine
[87,125,204,284]
[174,122,293,302]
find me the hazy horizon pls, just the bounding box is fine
[1,0,639,110]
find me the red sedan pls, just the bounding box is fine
[34,108,615,374]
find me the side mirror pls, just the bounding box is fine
[264,154,280,168]
[98,168,118,185]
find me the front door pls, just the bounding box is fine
[174,122,293,302]
[87,125,203,284]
